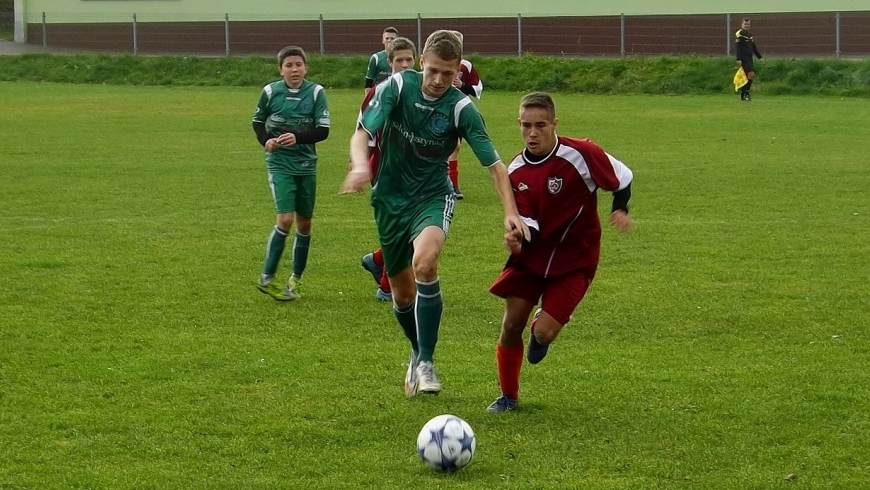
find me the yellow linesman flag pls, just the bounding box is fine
[733,67,748,91]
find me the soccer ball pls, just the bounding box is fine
[416,414,476,471]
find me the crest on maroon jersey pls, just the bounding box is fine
[547,177,563,194]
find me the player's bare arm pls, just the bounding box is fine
[341,129,372,194]
[488,162,530,241]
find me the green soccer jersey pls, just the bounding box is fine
[359,70,501,209]
[253,79,330,175]
[365,50,392,85]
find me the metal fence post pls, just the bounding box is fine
[319,14,325,55]
[517,13,522,56]
[225,13,230,56]
[620,13,625,56]
[41,11,46,50]
[835,12,841,58]
[132,13,138,55]
[726,13,731,56]
[417,13,422,52]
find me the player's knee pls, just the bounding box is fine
[276,213,294,230]
[535,323,562,345]
[295,216,312,235]
[501,317,526,337]
[392,290,415,307]
[412,259,438,282]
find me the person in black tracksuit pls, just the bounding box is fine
[735,18,764,101]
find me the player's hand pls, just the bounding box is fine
[736,60,743,67]
[452,76,462,88]
[609,210,634,233]
[504,214,530,242]
[265,138,280,152]
[760,58,766,64]
[340,167,370,194]
[276,132,297,146]
[503,228,523,254]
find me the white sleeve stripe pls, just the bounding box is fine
[521,216,539,230]
[507,155,524,174]
[453,97,472,128]
[313,84,323,100]
[471,80,483,99]
[556,145,597,193]
[607,152,634,190]
[393,72,404,95]
[263,84,273,99]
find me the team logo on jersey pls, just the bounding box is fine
[517,183,529,191]
[547,177,563,194]
[299,99,313,113]
[429,113,450,134]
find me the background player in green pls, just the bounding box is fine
[365,27,399,96]
[342,30,529,396]
[252,45,330,301]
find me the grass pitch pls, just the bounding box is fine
[1,83,869,489]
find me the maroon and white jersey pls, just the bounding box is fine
[506,136,633,277]
[457,59,483,99]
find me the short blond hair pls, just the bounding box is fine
[422,30,463,62]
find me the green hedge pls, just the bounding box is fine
[2,53,869,96]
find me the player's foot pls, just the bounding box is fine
[527,308,549,364]
[376,287,392,302]
[283,276,302,300]
[486,395,518,413]
[745,92,752,101]
[361,253,383,285]
[257,281,295,302]
[404,350,419,397]
[453,187,464,200]
[415,361,442,394]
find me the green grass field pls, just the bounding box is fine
[1,82,869,489]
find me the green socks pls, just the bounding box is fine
[292,232,311,279]
[394,302,419,354]
[415,278,442,363]
[262,226,288,278]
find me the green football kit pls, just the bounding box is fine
[365,50,392,86]
[253,79,330,216]
[358,70,500,274]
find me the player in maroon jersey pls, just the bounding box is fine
[359,37,417,302]
[486,92,635,412]
[446,31,483,200]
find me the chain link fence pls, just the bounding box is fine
[18,11,870,57]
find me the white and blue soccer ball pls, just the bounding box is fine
[416,414,476,471]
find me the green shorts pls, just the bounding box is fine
[375,194,455,277]
[268,172,316,217]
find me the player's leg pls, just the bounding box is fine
[258,172,297,301]
[744,69,755,100]
[388,266,419,396]
[378,263,392,301]
[448,140,462,199]
[487,267,542,412]
[411,225,447,394]
[362,248,384,285]
[528,265,597,364]
[377,206,420,395]
[283,175,315,299]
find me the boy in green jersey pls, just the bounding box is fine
[342,30,529,396]
[252,46,330,301]
[364,27,399,96]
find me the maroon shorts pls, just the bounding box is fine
[489,264,598,325]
